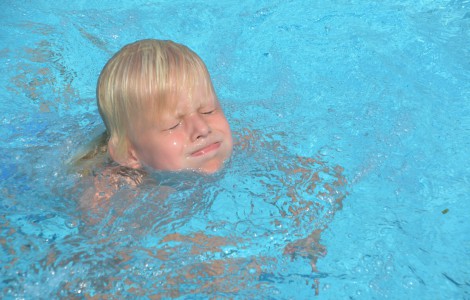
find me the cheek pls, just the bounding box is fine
[163,134,186,153]
[146,134,187,170]
[223,119,233,139]
[213,116,233,149]
[213,114,231,131]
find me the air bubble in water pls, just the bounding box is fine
[402,276,419,289]
[65,219,79,229]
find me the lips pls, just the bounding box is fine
[191,142,221,157]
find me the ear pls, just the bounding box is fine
[108,139,142,169]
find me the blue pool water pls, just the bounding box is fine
[1,0,470,298]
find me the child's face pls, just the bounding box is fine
[128,86,233,174]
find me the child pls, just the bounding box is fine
[75,39,233,209]
[71,40,346,295]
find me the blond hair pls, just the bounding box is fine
[72,39,216,170]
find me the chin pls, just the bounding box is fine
[198,165,222,174]
[196,160,225,174]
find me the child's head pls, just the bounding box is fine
[97,39,233,173]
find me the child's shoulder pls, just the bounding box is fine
[94,165,145,188]
[79,164,146,212]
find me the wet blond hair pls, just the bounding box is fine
[96,39,215,163]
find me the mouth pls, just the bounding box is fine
[191,142,221,157]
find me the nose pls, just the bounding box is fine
[188,113,211,141]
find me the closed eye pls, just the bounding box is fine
[201,109,216,115]
[166,122,181,131]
